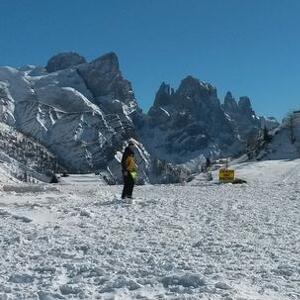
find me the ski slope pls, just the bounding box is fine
[0,160,299,299]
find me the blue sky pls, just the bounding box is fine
[0,0,299,120]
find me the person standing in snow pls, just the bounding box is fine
[205,157,211,171]
[121,140,138,199]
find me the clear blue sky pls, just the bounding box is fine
[0,0,299,120]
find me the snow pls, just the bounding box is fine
[0,160,299,299]
[34,86,102,115]
[0,66,33,104]
[159,107,170,117]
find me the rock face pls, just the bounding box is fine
[137,77,263,164]
[76,53,140,117]
[46,52,86,73]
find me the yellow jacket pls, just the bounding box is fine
[125,155,137,172]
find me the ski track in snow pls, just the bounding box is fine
[0,163,299,300]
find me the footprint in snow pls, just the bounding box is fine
[12,214,32,223]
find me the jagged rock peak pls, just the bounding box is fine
[153,82,174,107]
[46,52,86,73]
[91,52,119,69]
[159,82,172,95]
[178,75,201,92]
[78,52,121,83]
[76,52,135,105]
[177,75,217,97]
[238,96,252,113]
[223,91,238,112]
[225,91,234,101]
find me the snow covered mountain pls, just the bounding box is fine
[0,52,155,182]
[137,78,273,165]
[0,51,280,182]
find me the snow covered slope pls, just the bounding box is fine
[0,122,60,183]
[0,159,299,299]
[248,111,300,161]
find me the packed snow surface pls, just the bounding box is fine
[0,161,299,299]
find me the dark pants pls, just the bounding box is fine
[122,172,134,199]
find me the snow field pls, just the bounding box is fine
[0,161,299,299]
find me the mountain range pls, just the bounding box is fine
[0,51,282,183]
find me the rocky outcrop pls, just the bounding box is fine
[46,52,86,73]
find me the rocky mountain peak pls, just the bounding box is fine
[177,76,201,95]
[76,52,136,109]
[153,82,174,107]
[46,52,86,73]
[238,96,254,115]
[159,82,172,94]
[223,91,238,113]
[89,52,120,73]
[225,91,233,99]
[176,76,217,101]
[139,75,237,163]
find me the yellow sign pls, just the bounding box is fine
[219,169,235,182]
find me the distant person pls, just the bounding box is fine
[201,157,211,172]
[205,157,211,170]
[121,140,138,199]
